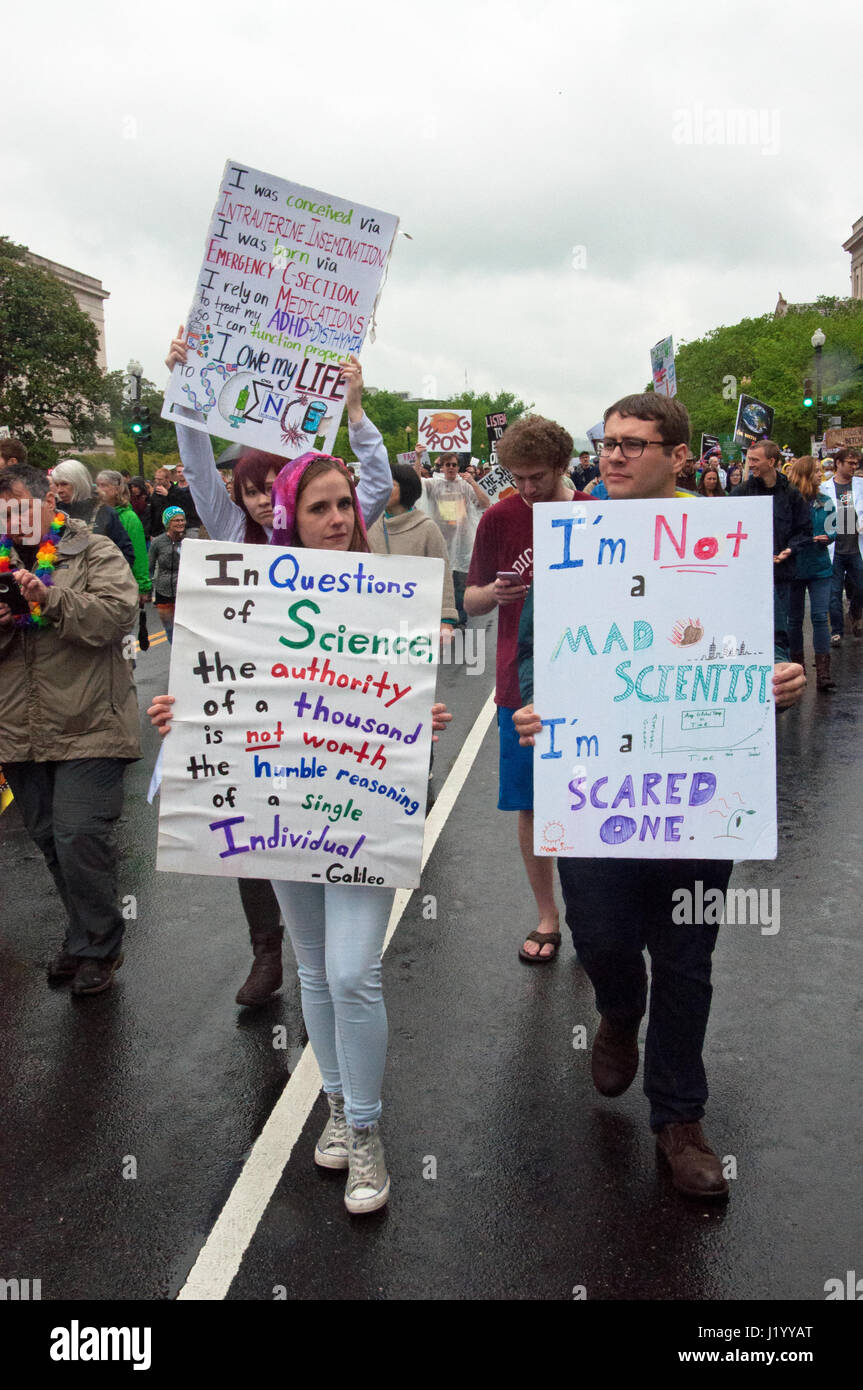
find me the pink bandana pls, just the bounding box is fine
[270,452,368,549]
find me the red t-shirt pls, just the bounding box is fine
[467,491,591,707]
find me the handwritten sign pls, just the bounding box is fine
[485,411,507,466]
[824,425,863,449]
[396,451,418,467]
[476,463,517,504]
[417,409,472,453]
[532,498,777,860]
[162,160,399,458]
[157,541,443,888]
[650,335,677,397]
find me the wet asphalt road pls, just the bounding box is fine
[1,612,861,1302]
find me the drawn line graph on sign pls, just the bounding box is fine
[652,706,770,757]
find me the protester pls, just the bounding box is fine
[367,464,459,632]
[0,463,140,994]
[0,437,28,470]
[51,459,135,568]
[163,331,399,1007]
[147,450,451,1215]
[513,393,805,1199]
[726,462,743,490]
[731,440,812,661]
[128,477,153,543]
[677,455,698,492]
[147,507,185,642]
[696,465,725,497]
[96,470,151,608]
[786,456,836,689]
[819,447,863,645]
[149,463,201,538]
[416,449,491,627]
[571,450,599,490]
[464,416,592,963]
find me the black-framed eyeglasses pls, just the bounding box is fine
[599,437,668,460]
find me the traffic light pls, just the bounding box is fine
[803,379,814,408]
[139,407,151,443]
[130,402,143,437]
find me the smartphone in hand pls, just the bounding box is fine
[0,572,30,617]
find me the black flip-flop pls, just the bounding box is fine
[518,930,561,964]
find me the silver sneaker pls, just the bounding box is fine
[344,1122,390,1214]
[315,1092,349,1170]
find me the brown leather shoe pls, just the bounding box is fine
[236,933,283,1006]
[591,1016,640,1096]
[70,953,124,996]
[656,1121,729,1198]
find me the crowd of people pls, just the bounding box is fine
[1,369,860,1217]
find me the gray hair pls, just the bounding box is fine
[96,469,129,504]
[0,463,54,499]
[52,459,96,502]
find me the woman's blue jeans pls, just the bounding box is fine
[789,575,831,655]
[270,880,394,1126]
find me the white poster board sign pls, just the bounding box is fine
[157,541,443,888]
[532,498,777,860]
[417,409,472,453]
[476,463,517,504]
[162,160,398,458]
[650,335,677,397]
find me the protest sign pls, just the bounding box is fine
[531,497,777,860]
[824,425,863,449]
[586,420,604,454]
[396,451,418,467]
[485,411,507,466]
[700,433,721,458]
[157,541,443,888]
[417,409,472,453]
[161,160,399,458]
[475,463,517,504]
[650,336,677,397]
[733,394,774,449]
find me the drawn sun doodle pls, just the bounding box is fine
[670,617,704,646]
[540,820,572,853]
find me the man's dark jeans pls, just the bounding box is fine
[829,550,863,636]
[558,857,733,1130]
[3,758,129,960]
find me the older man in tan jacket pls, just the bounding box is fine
[0,464,141,994]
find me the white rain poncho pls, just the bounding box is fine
[419,476,483,573]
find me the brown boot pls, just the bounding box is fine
[235,929,283,1006]
[815,653,835,690]
[591,1016,640,1096]
[656,1120,729,1198]
[789,649,804,667]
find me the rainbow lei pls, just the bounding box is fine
[0,512,65,627]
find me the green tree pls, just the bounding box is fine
[668,298,863,456]
[0,237,110,466]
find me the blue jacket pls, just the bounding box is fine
[792,497,834,581]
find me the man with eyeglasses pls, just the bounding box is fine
[513,393,805,1199]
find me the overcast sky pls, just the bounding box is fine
[6,0,861,447]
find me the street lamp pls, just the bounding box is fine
[811,328,826,448]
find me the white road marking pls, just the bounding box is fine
[177,688,498,1300]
